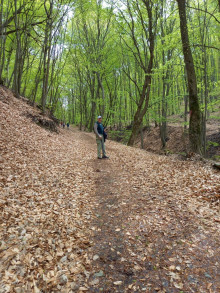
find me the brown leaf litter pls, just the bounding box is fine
[0,87,220,292]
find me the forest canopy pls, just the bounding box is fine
[0,0,220,153]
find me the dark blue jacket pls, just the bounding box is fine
[96,122,104,135]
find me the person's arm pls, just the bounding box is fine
[94,122,101,138]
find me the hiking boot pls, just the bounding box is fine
[102,155,109,159]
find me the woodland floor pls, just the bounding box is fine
[0,87,220,293]
[108,119,220,161]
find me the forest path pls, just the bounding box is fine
[0,90,219,293]
[73,128,220,293]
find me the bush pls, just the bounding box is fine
[109,130,132,144]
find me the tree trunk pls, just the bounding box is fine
[184,95,188,131]
[176,0,201,153]
[127,73,152,146]
[127,0,155,146]
[13,0,21,98]
[140,123,144,149]
[96,71,105,116]
[0,0,5,84]
[89,101,96,131]
[88,72,98,131]
[202,47,208,156]
[41,0,53,112]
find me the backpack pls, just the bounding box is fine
[103,130,107,142]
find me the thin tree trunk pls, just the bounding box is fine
[41,0,53,112]
[96,71,105,116]
[140,123,144,149]
[13,0,20,98]
[88,73,96,131]
[17,35,27,94]
[202,47,208,156]
[127,0,155,146]
[0,0,5,84]
[31,51,44,104]
[184,95,188,131]
[161,51,167,149]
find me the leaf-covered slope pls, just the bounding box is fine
[0,87,96,292]
[0,86,220,292]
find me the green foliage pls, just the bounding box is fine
[206,141,219,152]
[213,155,220,162]
[0,0,219,143]
[109,130,132,145]
[209,115,220,120]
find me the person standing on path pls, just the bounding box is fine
[94,116,109,159]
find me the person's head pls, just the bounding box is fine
[97,115,102,122]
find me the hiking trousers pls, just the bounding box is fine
[96,135,106,158]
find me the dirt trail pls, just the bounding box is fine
[0,90,220,292]
[77,130,220,293]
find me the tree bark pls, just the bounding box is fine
[127,0,155,146]
[88,72,96,131]
[96,71,105,116]
[176,0,201,153]
[184,95,188,131]
[41,0,53,112]
[0,0,4,83]
[13,0,20,98]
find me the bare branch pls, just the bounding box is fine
[122,68,141,98]
[192,44,220,51]
[186,5,220,25]
[1,20,47,36]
